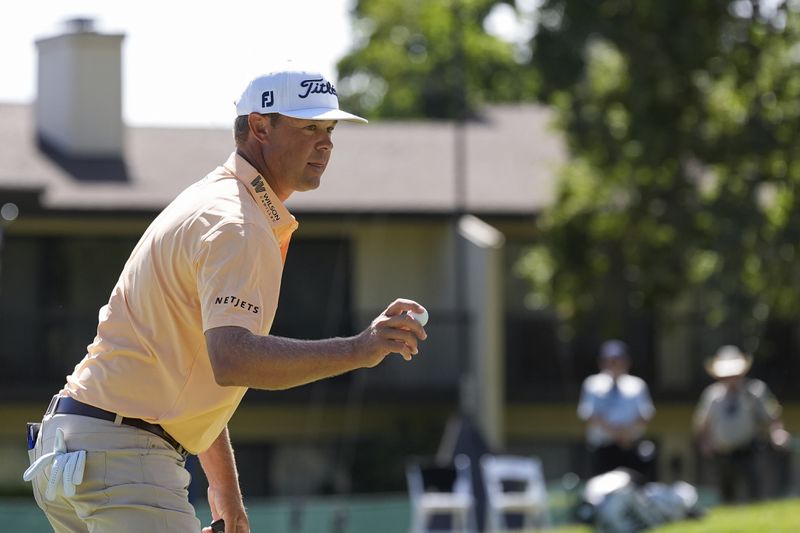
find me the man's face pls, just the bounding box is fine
[720,374,745,390]
[601,356,630,377]
[262,115,336,199]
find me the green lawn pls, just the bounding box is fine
[548,498,800,533]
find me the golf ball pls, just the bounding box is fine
[408,308,429,326]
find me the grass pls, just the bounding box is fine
[547,498,800,533]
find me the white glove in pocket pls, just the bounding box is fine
[23,427,86,500]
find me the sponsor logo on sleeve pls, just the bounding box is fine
[250,176,281,222]
[214,295,260,314]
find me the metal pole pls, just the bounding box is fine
[451,0,470,416]
[0,202,20,295]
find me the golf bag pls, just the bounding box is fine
[578,468,705,533]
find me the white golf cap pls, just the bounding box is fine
[235,69,367,124]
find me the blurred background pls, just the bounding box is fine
[3,0,800,531]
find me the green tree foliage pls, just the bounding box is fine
[521,0,800,349]
[336,0,538,119]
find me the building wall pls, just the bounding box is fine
[295,219,462,390]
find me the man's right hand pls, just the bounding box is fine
[354,298,428,366]
[771,428,791,450]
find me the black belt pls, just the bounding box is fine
[47,395,188,458]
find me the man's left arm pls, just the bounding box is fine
[198,426,249,533]
[637,381,656,422]
[750,380,791,449]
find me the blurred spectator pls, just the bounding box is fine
[693,345,791,503]
[578,340,656,480]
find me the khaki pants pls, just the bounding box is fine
[28,413,201,532]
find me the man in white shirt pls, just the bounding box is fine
[693,345,790,502]
[578,340,656,479]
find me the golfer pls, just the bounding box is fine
[24,67,428,533]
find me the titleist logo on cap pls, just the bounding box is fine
[298,78,337,99]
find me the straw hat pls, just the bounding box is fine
[705,345,753,379]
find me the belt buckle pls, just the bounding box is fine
[45,394,61,417]
[176,444,189,459]
[165,432,188,459]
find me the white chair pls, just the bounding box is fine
[406,454,476,533]
[480,454,551,531]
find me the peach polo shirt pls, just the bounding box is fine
[63,152,298,454]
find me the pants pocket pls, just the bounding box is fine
[142,450,192,492]
[26,422,41,459]
[25,421,45,508]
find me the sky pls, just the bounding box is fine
[0,0,532,128]
[0,0,355,128]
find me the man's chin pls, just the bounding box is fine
[298,177,322,191]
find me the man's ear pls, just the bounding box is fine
[248,113,271,143]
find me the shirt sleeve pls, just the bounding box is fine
[637,382,656,420]
[195,222,283,335]
[577,379,595,421]
[693,386,714,431]
[748,379,782,423]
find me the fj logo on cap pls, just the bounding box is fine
[298,78,337,99]
[261,91,274,108]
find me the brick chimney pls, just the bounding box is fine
[35,18,125,157]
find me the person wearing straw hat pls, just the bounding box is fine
[578,339,657,480]
[693,345,790,503]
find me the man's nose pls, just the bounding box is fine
[318,133,333,151]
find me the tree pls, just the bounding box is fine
[336,0,538,119]
[522,0,800,355]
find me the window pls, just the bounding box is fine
[270,238,352,340]
[248,237,354,402]
[0,235,137,391]
[503,239,568,401]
